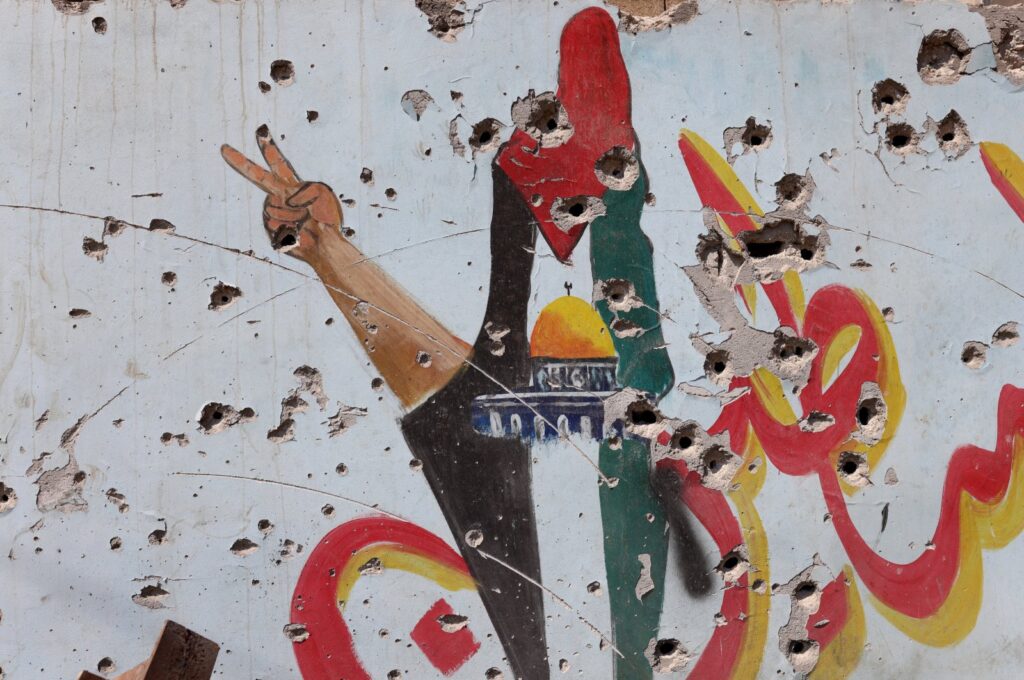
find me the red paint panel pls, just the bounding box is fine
[411,598,481,675]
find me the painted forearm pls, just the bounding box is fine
[307,229,471,408]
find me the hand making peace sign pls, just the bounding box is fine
[221,124,343,261]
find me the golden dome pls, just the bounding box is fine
[529,296,616,359]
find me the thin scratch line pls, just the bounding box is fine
[477,548,624,659]
[348,228,486,266]
[162,284,308,360]
[172,472,408,522]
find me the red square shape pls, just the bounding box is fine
[410,598,481,675]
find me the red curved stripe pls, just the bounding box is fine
[290,516,471,680]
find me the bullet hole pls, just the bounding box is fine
[208,282,242,311]
[437,613,469,633]
[68,308,91,319]
[161,271,177,287]
[627,400,660,426]
[387,671,402,680]
[699,444,740,489]
[401,89,435,121]
[321,503,335,518]
[742,118,772,149]
[0,483,17,513]
[871,78,910,115]
[935,109,971,159]
[961,340,988,369]
[413,350,434,369]
[465,528,484,547]
[196,402,255,434]
[617,0,699,34]
[414,0,467,42]
[258,81,271,94]
[647,637,690,673]
[670,423,699,452]
[993,321,1020,347]
[359,167,374,185]
[359,556,384,575]
[885,122,920,155]
[91,16,107,34]
[132,584,170,609]
[716,548,750,583]
[257,519,274,535]
[774,172,814,208]
[384,188,398,201]
[109,536,122,551]
[148,218,175,233]
[51,0,102,15]
[82,237,108,262]
[798,411,835,433]
[793,580,817,600]
[270,59,295,86]
[594,146,640,191]
[272,227,299,252]
[511,90,574,147]
[703,349,733,385]
[469,117,504,154]
[550,195,606,234]
[981,10,1024,85]
[279,539,303,560]
[104,488,129,513]
[788,639,813,655]
[771,332,816,366]
[97,657,115,674]
[918,29,972,85]
[409,458,423,471]
[283,622,310,643]
[598,278,641,313]
[587,581,603,595]
[230,538,259,556]
[737,220,823,277]
[335,462,348,476]
[160,432,188,447]
[306,110,319,123]
[837,451,870,487]
[483,321,510,357]
[148,528,168,546]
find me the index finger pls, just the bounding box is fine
[256,124,301,185]
[221,144,291,196]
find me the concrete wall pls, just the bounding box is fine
[1,1,1023,678]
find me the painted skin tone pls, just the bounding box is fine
[221,125,470,409]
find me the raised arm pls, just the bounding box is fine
[221,126,470,408]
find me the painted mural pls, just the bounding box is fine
[2,0,1024,678]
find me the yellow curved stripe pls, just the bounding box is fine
[336,544,476,610]
[782,270,806,324]
[680,129,765,227]
[810,567,866,679]
[980,142,1024,198]
[871,434,1024,645]
[728,428,771,680]
[821,325,862,390]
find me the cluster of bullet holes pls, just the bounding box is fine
[469,118,503,154]
[511,90,574,147]
[270,59,295,87]
[871,78,910,116]
[917,29,972,85]
[208,282,242,311]
[594,146,640,191]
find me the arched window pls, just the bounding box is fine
[510,413,522,436]
[489,410,504,437]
